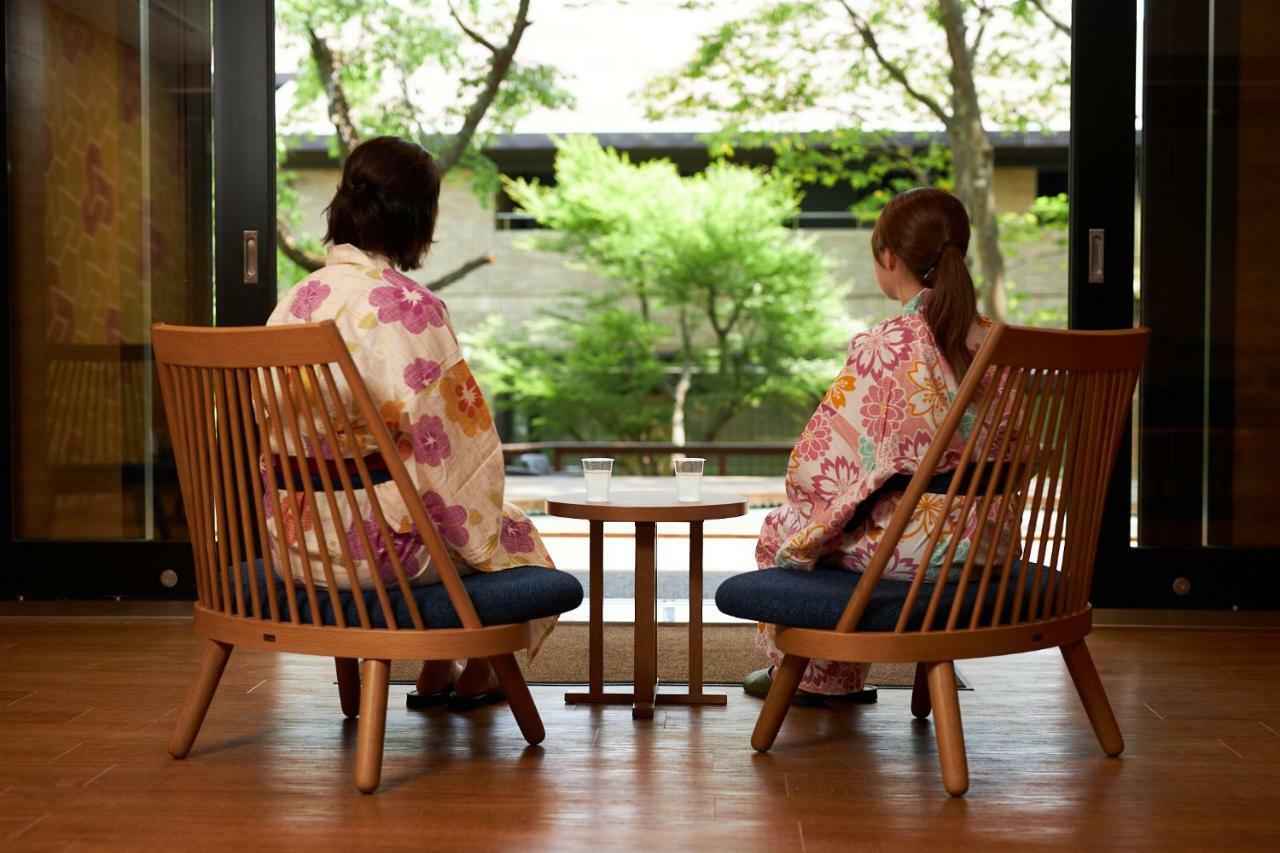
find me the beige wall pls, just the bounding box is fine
[993,166,1039,213]
[285,166,1069,340]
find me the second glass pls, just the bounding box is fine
[582,457,614,502]
[674,457,705,502]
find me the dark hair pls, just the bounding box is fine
[323,137,442,271]
[870,187,979,380]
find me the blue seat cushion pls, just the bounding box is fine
[231,560,583,630]
[715,564,1052,632]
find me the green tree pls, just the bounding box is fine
[643,0,1072,322]
[1000,192,1069,327]
[275,0,573,285]
[474,135,846,445]
[468,304,672,445]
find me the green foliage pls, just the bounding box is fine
[643,0,1068,198]
[275,135,324,291]
[278,0,572,179]
[275,0,575,283]
[643,0,1073,320]
[1000,193,1069,327]
[466,303,671,444]
[475,136,846,443]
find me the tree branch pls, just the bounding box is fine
[277,212,325,272]
[435,0,532,172]
[397,61,431,148]
[968,2,993,61]
[448,1,501,54]
[424,253,495,292]
[1028,0,1072,38]
[307,26,360,157]
[839,1,952,127]
[277,27,361,274]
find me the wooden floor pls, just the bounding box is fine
[2,621,1279,851]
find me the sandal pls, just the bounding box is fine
[406,684,453,710]
[446,688,506,711]
[742,667,828,707]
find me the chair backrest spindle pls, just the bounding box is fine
[835,324,1148,637]
[151,321,485,633]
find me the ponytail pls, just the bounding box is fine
[923,243,978,381]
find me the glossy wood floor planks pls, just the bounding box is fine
[1,620,1279,850]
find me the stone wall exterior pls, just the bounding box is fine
[285,168,1069,339]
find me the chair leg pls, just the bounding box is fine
[911,662,932,720]
[926,661,969,797]
[489,653,545,746]
[168,639,233,759]
[750,653,808,753]
[336,657,361,719]
[355,659,390,794]
[1061,639,1125,757]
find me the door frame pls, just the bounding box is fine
[0,0,276,599]
[1070,0,1280,609]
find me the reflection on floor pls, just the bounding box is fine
[2,621,1279,849]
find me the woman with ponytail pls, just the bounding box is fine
[744,187,1014,705]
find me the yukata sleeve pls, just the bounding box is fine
[772,322,936,569]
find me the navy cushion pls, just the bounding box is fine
[715,564,1052,632]
[231,560,583,629]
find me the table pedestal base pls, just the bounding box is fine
[544,493,749,721]
[565,690,728,719]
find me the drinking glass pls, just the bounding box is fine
[674,457,705,502]
[582,457,614,502]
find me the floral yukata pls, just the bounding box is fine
[755,292,1016,694]
[266,244,558,653]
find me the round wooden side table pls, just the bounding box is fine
[545,491,749,719]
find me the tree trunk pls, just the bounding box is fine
[701,400,741,443]
[939,0,1007,323]
[671,365,693,447]
[278,5,534,287]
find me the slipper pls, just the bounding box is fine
[406,685,453,711]
[446,688,506,711]
[742,667,828,707]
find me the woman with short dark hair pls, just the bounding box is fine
[267,137,560,709]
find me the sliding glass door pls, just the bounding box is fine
[1,0,276,598]
[1072,0,1280,609]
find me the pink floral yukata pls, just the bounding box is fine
[266,244,559,654]
[755,292,1017,694]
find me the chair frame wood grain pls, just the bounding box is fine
[151,320,546,793]
[750,323,1150,797]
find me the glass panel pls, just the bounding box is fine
[273,4,1074,620]
[6,0,211,540]
[1136,0,1280,548]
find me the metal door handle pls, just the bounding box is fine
[243,230,259,284]
[1088,228,1104,283]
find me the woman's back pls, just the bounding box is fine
[261,138,555,620]
[756,292,1010,579]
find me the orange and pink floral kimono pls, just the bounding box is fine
[266,244,558,651]
[755,292,1016,694]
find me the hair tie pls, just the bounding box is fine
[921,240,963,281]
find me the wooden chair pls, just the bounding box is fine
[715,324,1149,796]
[151,321,582,793]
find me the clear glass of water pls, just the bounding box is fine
[582,457,614,502]
[674,457,705,502]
